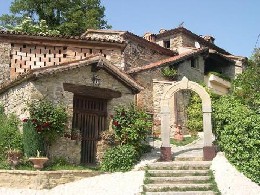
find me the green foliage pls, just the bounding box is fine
[2,17,60,35]
[23,120,44,157]
[161,66,178,80]
[112,104,152,153]
[101,144,139,172]
[231,63,260,113]
[26,100,68,145]
[0,105,22,160]
[186,92,203,134]
[0,0,111,35]
[213,96,260,184]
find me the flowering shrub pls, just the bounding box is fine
[23,100,68,156]
[112,105,152,154]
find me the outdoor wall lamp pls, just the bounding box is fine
[91,74,101,86]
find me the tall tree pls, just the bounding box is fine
[0,0,111,35]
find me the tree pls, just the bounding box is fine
[231,48,260,112]
[0,0,111,35]
[4,17,60,35]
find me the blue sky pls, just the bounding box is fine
[1,0,259,57]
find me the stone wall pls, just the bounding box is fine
[177,56,205,82]
[156,32,182,51]
[49,137,81,164]
[0,82,34,119]
[9,43,123,80]
[0,41,11,84]
[0,170,100,189]
[124,40,169,71]
[132,68,166,113]
[133,58,205,133]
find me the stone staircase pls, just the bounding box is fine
[141,158,220,195]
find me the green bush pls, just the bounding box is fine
[23,121,44,157]
[0,106,22,159]
[101,144,139,172]
[112,104,152,154]
[27,100,68,144]
[161,66,178,80]
[213,96,260,184]
[186,92,203,134]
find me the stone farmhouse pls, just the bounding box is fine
[0,27,246,164]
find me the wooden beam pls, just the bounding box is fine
[63,83,122,99]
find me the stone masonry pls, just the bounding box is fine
[0,41,11,84]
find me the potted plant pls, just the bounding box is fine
[6,148,22,169]
[29,150,49,170]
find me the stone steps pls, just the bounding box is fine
[148,176,211,184]
[147,161,211,170]
[147,170,209,177]
[144,183,212,191]
[144,191,216,195]
[142,160,219,194]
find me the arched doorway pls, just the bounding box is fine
[160,77,216,161]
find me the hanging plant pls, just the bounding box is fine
[161,66,178,80]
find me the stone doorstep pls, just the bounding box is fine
[144,183,212,191]
[144,191,216,195]
[147,170,209,177]
[149,176,211,184]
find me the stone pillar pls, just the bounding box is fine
[160,104,172,161]
[202,111,216,161]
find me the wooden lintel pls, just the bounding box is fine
[63,83,122,99]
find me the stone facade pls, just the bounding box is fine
[132,56,205,133]
[124,40,169,71]
[0,62,136,164]
[0,82,33,119]
[49,137,81,164]
[0,170,100,189]
[0,41,11,84]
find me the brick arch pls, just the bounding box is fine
[160,77,216,161]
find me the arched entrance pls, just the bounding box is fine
[160,77,216,161]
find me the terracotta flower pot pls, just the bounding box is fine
[29,157,49,170]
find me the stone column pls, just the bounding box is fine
[160,104,172,161]
[202,111,216,161]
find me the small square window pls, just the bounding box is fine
[163,40,170,49]
[191,58,199,69]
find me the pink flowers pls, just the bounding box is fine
[22,118,28,122]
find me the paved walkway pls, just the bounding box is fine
[147,132,204,160]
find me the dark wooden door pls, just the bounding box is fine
[72,95,107,164]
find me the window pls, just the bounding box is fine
[191,58,199,69]
[163,40,170,49]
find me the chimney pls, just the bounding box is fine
[159,29,167,34]
[143,32,156,42]
[203,35,215,44]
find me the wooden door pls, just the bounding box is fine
[72,95,107,164]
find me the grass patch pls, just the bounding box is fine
[154,136,198,147]
[208,170,221,195]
